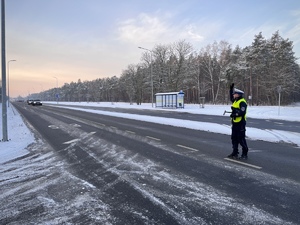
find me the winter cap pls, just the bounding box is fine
[233,88,244,95]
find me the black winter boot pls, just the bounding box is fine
[240,148,248,160]
[239,154,248,160]
[228,153,239,159]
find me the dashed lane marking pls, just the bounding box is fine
[126,130,135,134]
[48,125,60,129]
[63,132,95,144]
[85,131,96,136]
[63,139,80,145]
[70,123,81,127]
[146,136,161,141]
[249,150,263,153]
[274,122,284,125]
[177,144,198,151]
[224,158,262,170]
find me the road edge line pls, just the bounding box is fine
[224,158,262,170]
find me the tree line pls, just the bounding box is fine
[30,31,300,106]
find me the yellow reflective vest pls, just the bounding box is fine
[232,98,247,123]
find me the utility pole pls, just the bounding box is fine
[1,0,8,141]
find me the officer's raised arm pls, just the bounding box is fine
[229,83,234,103]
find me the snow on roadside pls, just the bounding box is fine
[45,101,300,122]
[0,104,35,164]
[52,103,300,147]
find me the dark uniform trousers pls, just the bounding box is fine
[231,121,248,155]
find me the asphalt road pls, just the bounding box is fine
[1,102,300,225]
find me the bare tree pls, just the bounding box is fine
[37,31,300,105]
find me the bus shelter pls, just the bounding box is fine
[155,91,184,108]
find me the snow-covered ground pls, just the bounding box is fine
[1,101,300,164]
[0,104,35,164]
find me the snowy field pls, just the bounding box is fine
[1,101,300,164]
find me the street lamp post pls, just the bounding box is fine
[53,76,58,104]
[138,46,154,107]
[1,0,8,141]
[7,59,16,107]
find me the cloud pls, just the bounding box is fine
[117,13,168,44]
[186,24,205,41]
[116,12,224,49]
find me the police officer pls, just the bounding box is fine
[228,83,249,159]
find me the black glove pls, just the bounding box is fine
[230,113,236,119]
[230,107,239,119]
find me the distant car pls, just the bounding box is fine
[27,99,33,105]
[31,99,42,106]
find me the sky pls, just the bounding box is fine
[1,101,300,164]
[2,0,300,98]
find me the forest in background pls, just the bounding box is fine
[27,31,300,106]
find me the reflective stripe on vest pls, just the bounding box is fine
[232,98,247,123]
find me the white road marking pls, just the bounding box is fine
[249,150,263,153]
[71,123,81,127]
[177,144,198,151]
[224,158,262,170]
[63,139,80,144]
[274,122,284,125]
[126,130,135,134]
[80,132,96,139]
[48,125,59,129]
[146,136,161,141]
